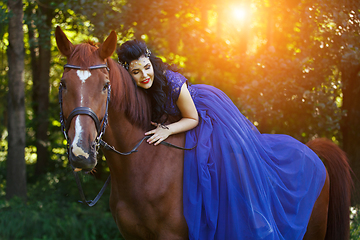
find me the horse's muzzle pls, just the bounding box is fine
[69,143,97,172]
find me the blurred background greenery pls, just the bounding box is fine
[1,0,360,239]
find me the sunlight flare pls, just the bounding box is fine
[232,6,247,21]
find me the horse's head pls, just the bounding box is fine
[55,26,117,172]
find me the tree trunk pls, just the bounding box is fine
[6,0,27,201]
[32,6,53,176]
[341,64,360,205]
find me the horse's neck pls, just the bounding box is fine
[104,108,145,154]
[103,109,184,195]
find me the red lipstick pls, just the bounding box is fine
[142,78,150,84]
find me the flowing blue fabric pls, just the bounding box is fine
[165,71,326,240]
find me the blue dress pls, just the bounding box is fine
[164,70,326,240]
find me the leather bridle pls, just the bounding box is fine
[59,63,111,207]
[59,63,110,149]
[59,63,196,207]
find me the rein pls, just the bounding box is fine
[60,63,195,207]
[100,136,196,156]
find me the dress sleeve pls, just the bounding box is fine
[166,70,188,102]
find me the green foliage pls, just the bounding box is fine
[0,2,7,136]
[0,169,123,240]
[0,1,8,41]
[350,206,360,240]
[62,0,125,39]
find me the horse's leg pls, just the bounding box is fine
[303,171,330,240]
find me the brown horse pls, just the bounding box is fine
[55,26,352,240]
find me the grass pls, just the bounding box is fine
[0,170,123,240]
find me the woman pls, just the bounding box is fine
[117,40,326,240]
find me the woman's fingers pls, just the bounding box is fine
[146,132,169,145]
[145,130,155,135]
[154,138,163,146]
[147,135,161,144]
[145,123,170,145]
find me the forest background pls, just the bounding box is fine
[1,0,360,239]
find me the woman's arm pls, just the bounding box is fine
[145,83,199,145]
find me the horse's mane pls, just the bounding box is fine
[69,42,151,130]
[69,42,99,67]
[107,58,152,130]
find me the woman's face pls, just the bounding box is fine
[128,55,154,89]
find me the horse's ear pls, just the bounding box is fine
[99,31,117,60]
[55,26,74,58]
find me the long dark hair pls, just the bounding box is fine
[116,39,178,122]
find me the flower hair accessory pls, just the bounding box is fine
[118,48,151,70]
[119,61,129,70]
[145,48,151,58]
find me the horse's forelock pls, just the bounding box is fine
[69,43,99,67]
[108,59,151,130]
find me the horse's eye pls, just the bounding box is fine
[60,80,67,89]
[103,82,110,91]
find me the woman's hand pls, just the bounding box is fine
[145,122,172,145]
